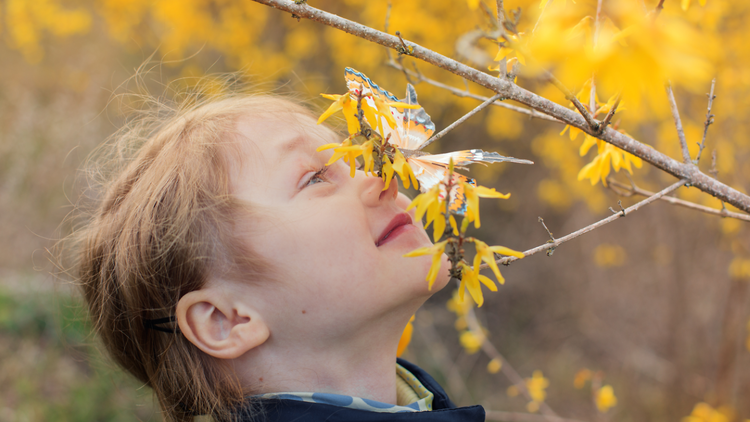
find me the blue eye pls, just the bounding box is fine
[305,166,329,187]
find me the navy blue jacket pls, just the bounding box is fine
[240,359,485,421]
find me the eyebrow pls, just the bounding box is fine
[280,136,312,156]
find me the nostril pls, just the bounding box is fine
[379,180,398,201]
[379,186,389,201]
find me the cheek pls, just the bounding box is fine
[252,209,378,277]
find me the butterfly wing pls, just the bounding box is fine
[395,84,435,150]
[408,150,531,215]
[419,149,534,167]
[344,68,404,140]
[407,156,474,216]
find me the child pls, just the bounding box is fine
[74,92,486,421]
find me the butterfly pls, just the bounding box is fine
[344,67,533,214]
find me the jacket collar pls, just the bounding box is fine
[238,359,485,422]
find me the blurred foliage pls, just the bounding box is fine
[1,0,749,421]
[0,287,158,421]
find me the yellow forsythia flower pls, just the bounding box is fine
[391,148,419,190]
[577,135,642,186]
[403,240,448,290]
[407,183,444,240]
[459,330,484,354]
[447,289,474,330]
[487,358,502,374]
[681,0,707,11]
[457,262,497,307]
[682,402,730,422]
[526,370,549,404]
[396,315,415,357]
[596,385,617,413]
[317,138,364,177]
[472,238,524,285]
[318,93,359,134]
[729,257,750,279]
[462,182,510,229]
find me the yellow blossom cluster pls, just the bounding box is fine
[682,402,733,422]
[573,368,618,413]
[506,370,552,412]
[4,0,91,63]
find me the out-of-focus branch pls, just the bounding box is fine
[666,83,692,164]
[696,78,716,164]
[421,93,502,150]
[386,60,560,123]
[655,0,666,16]
[606,178,750,222]
[485,410,588,422]
[496,0,505,25]
[251,0,750,214]
[483,180,686,267]
[466,308,561,420]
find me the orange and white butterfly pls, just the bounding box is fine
[344,67,532,214]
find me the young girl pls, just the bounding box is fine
[74,92,486,421]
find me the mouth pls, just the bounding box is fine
[376,213,414,247]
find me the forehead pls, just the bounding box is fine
[229,111,339,193]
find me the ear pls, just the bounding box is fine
[176,287,270,360]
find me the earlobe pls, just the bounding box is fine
[176,289,270,360]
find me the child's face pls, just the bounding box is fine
[230,111,449,344]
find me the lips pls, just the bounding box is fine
[376,213,414,247]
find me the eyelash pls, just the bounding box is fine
[305,166,330,187]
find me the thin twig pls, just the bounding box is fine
[606,178,750,222]
[485,411,589,422]
[395,31,413,55]
[420,93,503,150]
[251,0,750,213]
[655,0,666,16]
[538,217,556,256]
[695,78,716,164]
[549,74,600,131]
[666,83,692,164]
[538,217,555,241]
[496,0,505,26]
[466,308,561,420]
[386,60,559,122]
[484,180,686,268]
[598,96,620,134]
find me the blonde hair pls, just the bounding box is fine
[73,91,317,422]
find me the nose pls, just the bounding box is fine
[359,172,397,207]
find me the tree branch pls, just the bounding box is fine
[695,78,716,164]
[484,180,687,268]
[666,83,692,164]
[420,93,502,150]
[251,0,750,214]
[386,60,560,122]
[606,178,750,222]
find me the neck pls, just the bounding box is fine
[243,327,402,404]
